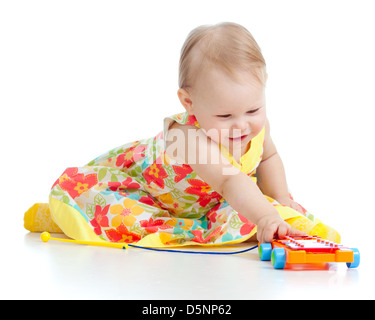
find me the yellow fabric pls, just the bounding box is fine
[286,215,341,243]
[24,203,62,233]
[48,196,105,243]
[219,127,265,175]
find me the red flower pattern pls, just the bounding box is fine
[238,214,256,236]
[90,204,110,235]
[108,177,141,191]
[186,114,199,126]
[185,179,221,207]
[191,227,222,243]
[116,145,146,168]
[54,167,98,199]
[172,164,193,183]
[143,161,168,188]
[139,218,173,234]
[105,223,141,243]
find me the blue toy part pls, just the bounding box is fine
[258,243,272,261]
[346,248,360,268]
[271,248,286,269]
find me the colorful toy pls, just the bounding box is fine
[258,235,360,269]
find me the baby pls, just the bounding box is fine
[24,22,340,246]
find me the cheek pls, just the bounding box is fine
[250,115,266,136]
[205,122,226,142]
[200,120,229,144]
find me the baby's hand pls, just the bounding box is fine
[256,215,305,243]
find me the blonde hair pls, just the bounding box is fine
[179,22,266,89]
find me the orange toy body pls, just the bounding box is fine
[258,235,360,269]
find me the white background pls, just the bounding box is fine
[1,0,374,299]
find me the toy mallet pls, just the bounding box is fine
[40,232,128,249]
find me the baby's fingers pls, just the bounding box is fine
[289,228,306,237]
[276,223,290,239]
[257,224,277,243]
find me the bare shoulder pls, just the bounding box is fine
[166,122,216,165]
[165,122,196,164]
[165,121,239,195]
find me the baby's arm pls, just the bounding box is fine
[221,170,302,243]
[256,120,305,214]
[167,124,302,243]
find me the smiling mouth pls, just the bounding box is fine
[228,134,248,142]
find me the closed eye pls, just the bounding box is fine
[216,114,231,118]
[247,108,260,114]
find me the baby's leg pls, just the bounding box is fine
[24,203,63,233]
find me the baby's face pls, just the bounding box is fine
[188,67,266,154]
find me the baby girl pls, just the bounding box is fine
[25,22,340,246]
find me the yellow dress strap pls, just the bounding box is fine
[219,127,265,175]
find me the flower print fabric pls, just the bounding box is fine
[49,112,303,247]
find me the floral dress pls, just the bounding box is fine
[49,112,304,247]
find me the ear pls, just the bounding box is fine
[177,88,194,115]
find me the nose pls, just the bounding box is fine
[231,118,248,133]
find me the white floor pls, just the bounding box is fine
[2,224,374,300]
